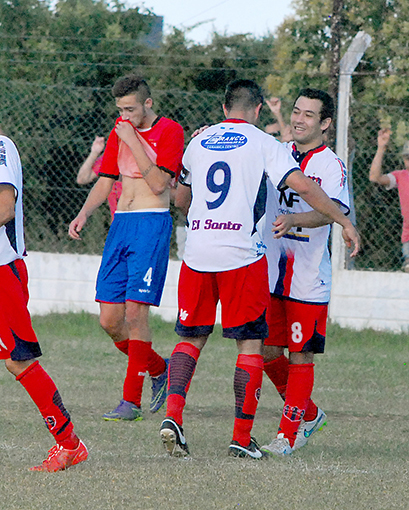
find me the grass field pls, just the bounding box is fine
[1,313,409,510]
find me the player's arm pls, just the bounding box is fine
[273,209,333,238]
[175,182,192,216]
[115,121,172,195]
[369,128,392,187]
[0,184,16,226]
[284,170,360,256]
[77,136,105,185]
[68,176,114,240]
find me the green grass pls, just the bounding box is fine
[1,314,409,509]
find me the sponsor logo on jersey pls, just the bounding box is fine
[203,219,243,230]
[201,132,247,151]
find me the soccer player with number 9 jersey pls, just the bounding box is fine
[160,81,360,460]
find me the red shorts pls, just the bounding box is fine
[0,259,41,361]
[176,256,270,340]
[264,295,327,353]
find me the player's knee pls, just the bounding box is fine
[5,358,35,377]
[263,345,284,363]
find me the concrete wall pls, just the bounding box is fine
[25,251,409,333]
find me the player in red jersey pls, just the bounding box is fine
[0,133,88,472]
[69,75,184,421]
[160,80,359,460]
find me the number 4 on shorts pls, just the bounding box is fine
[143,267,153,287]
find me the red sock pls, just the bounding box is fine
[278,363,314,447]
[17,361,78,448]
[114,339,129,355]
[148,349,166,378]
[263,354,289,400]
[123,340,152,407]
[166,342,201,426]
[304,399,318,421]
[232,354,263,446]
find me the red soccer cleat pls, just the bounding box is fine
[30,440,88,472]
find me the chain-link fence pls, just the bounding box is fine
[1,79,408,270]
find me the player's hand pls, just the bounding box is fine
[191,125,209,138]
[341,222,361,258]
[272,214,294,238]
[68,214,87,240]
[115,121,137,145]
[266,97,282,116]
[91,136,105,156]
[377,128,391,149]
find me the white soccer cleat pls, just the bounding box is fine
[293,407,327,450]
[261,433,293,457]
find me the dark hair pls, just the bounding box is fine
[294,88,334,122]
[224,79,264,111]
[112,74,151,103]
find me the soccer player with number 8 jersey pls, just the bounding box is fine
[261,88,352,456]
[160,80,359,459]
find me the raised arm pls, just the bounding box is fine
[265,97,292,142]
[369,128,392,187]
[76,136,105,185]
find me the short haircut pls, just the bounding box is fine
[294,88,334,122]
[112,74,151,103]
[224,79,264,112]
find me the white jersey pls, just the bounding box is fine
[0,136,25,266]
[181,120,299,272]
[265,143,350,304]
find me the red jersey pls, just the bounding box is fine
[99,116,184,182]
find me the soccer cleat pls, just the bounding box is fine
[228,437,266,459]
[30,440,88,472]
[102,399,143,421]
[261,433,293,456]
[160,418,190,457]
[150,358,169,413]
[293,407,327,450]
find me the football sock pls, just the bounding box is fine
[16,360,77,446]
[148,348,167,379]
[166,342,201,426]
[303,399,319,422]
[114,339,166,378]
[263,354,289,400]
[114,339,129,355]
[232,353,263,447]
[278,363,314,447]
[123,340,151,407]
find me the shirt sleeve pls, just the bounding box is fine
[98,124,120,180]
[156,121,185,180]
[319,157,350,214]
[264,137,300,190]
[385,172,397,190]
[0,137,20,196]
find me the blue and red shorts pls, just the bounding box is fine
[96,210,172,306]
[0,258,42,361]
[265,294,327,353]
[175,256,270,340]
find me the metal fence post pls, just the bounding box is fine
[332,31,372,271]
